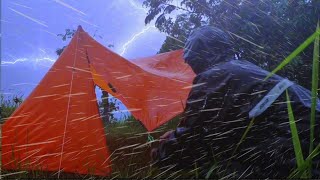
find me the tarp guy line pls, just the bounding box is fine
[58,30,80,178]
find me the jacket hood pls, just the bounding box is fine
[183,26,233,74]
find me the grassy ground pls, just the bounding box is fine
[0,116,195,179]
[106,116,180,179]
[0,94,194,179]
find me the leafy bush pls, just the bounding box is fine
[0,94,23,123]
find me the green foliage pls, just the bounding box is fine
[286,90,305,169]
[143,1,320,177]
[263,24,320,178]
[289,143,320,178]
[264,30,320,80]
[98,90,120,124]
[143,0,320,88]
[104,115,187,178]
[56,29,76,56]
[55,45,66,56]
[157,14,194,53]
[57,29,76,41]
[0,94,23,123]
[310,23,320,155]
[1,115,184,179]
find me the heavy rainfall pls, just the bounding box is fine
[1,0,320,179]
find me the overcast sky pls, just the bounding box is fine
[1,0,167,100]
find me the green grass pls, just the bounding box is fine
[0,95,22,124]
[207,22,320,179]
[286,90,304,168]
[0,116,188,179]
[105,115,192,178]
[309,22,320,176]
[263,23,320,178]
[264,27,320,80]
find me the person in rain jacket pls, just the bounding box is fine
[151,25,320,178]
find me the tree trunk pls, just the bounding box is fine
[101,90,110,124]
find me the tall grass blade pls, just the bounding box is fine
[194,161,199,179]
[286,90,304,168]
[309,22,320,155]
[264,30,320,80]
[308,22,320,177]
[288,143,320,179]
[205,161,218,179]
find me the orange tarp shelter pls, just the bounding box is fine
[1,26,195,176]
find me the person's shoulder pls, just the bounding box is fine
[197,63,231,81]
[202,59,236,74]
[229,59,256,67]
[197,58,262,79]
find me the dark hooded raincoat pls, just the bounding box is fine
[151,26,320,178]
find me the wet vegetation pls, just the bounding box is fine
[0,95,23,123]
[0,116,185,179]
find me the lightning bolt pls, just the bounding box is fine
[6,0,156,66]
[1,57,55,65]
[1,58,28,65]
[119,0,156,56]
[120,26,155,56]
[2,47,56,66]
[34,57,56,64]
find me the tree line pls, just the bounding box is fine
[143,0,319,88]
